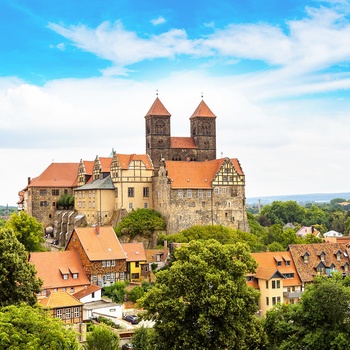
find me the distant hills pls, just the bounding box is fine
[246,193,350,205]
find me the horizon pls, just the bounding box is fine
[1,0,350,205]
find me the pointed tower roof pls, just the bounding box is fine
[145,97,171,117]
[190,100,216,119]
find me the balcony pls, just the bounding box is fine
[283,291,302,299]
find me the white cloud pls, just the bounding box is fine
[151,16,166,25]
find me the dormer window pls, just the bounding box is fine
[320,252,326,262]
[336,251,342,261]
[63,274,69,280]
[303,253,310,263]
[344,263,349,272]
[59,267,69,280]
[72,273,78,279]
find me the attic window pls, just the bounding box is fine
[63,274,69,280]
[320,252,326,262]
[72,273,78,279]
[303,253,309,263]
[336,251,341,260]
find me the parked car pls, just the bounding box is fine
[122,343,133,350]
[123,314,139,324]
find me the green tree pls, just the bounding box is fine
[127,286,144,303]
[114,209,166,237]
[85,324,120,350]
[57,193,74,209]
[5,211,45,252]
[0,228,42,307]
[139,240,267,350]
[132,326,155,350]
[303,204,330,227]
[265,273,350,350]
[103,281,127,304]
[0,304,80,349]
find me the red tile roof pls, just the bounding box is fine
[165,158,244,189]
[71,226,126,261]
[28,163,79,188]
[170,137,197,149]
[73,285,101,300]
[39,291,82,308]
[117,154,153,170]
[190,100,216,119]
[121,243,147,262]
[29,251,90,290]
[145,97,171,117]
[98,157,113,172]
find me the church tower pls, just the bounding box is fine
[145,97,171,168]
[190,99,217,161]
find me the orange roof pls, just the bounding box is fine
[98,157,112,172]
[121,243,147,262]
[145,249,168,263]
[251,251,302,287]
[71,226,126,261]
[190,100,216,119]
[39,291,82,308]
[29,251,90,290]
[28,163,79,188]
[117,154,153,170]
[145,97,171,117]
[73,285,101,300]
[171,137,197,149]
[82,160,94,175]
[165,158,244,189]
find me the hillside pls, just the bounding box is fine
[247,192,350,205]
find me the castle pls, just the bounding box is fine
[19,96,249,240]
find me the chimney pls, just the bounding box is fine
[27,177,31,185]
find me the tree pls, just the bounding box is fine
[5,211,45,252]
[85,324,120,350]
[0,228,42,307]
[103,281,127,304]
[114,208,166,237]
[0,304,80,349]
[132,326,155,350]
[127,286,144,303]
[264,273,350,349]
[139,240,267,349]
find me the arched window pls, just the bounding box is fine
[155,121,165,134]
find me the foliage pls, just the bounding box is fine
[141,281,155,292]
[264,273,350,350]
[0,218,6,228]
[139,240,267,349]
[5,211,45,252]
[0,304,80,349]
[85,324,120,350]
[97,316,122,329]
[127,286,144,303]
[158,224,266,252]
[114,209,166,237]
[103,282,127,304]
[0,228,42,307]
[57,193,74,209]
[132,326,155,350]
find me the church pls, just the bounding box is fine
[19,96,250,237]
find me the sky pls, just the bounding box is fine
[1,0,350,206]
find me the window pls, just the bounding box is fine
[92,275,98,282]
[115,188,118,197]
[40,201,48,207]
[272,280,276,289]
[131,273,140,279]
[178,190,183,198]
[214,188,219,194]
[70,287,75,293]
[66,308,71,319]
[272,297,276,305]
[128,187,134,197]
[111,260,116,267]
[198,189,203,198]
[102,261,106,267]
[285,260,291,266]
[303,254,309,263]
[74,307,80,318]
[129,203,133,210]
[320,253,325,261]
[40,189,47,196]
[284,273,294,278]
[277,261,282,266]
[266,297,269,306]
[62,274,69,280]
[277,296,281,303]
[144,203,148,208]
[56,309,62,319]
[143,187,149,197]
[107,260,111,267]
[277,280,280,288]
[266,281,269,289]
[206,190,211,198]
[119,272,125,280]
[72,273,78,279]
[187,189,192,198]
[52,189,59,196]
[135,262,140,268]
[221,187,227,194]
[336,252,341,260]
[345,264,349,272]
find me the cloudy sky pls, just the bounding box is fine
[1,0,350,206]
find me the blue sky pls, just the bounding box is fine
[1,0,350,206]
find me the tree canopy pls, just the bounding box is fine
[114,208,166,237]
[0,228,42,307]
[139,240,267,350]
[264,273,350,350]
[5,211,45,252]
[103,281,127,304]
[0,304,80,349]
[85,324,120,350]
